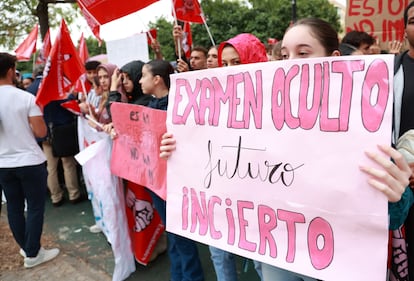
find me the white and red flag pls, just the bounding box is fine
[174,0,204,24]
[36,29,52,65]
[182,22,193,58]
[35,19,85,109]
[14,24,38,61]
[77,0,159,25]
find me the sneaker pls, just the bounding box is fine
[89,224,102,233]
[19,248,26,258]
[24,247,60,268]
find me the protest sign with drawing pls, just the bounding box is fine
[165,55,395,280]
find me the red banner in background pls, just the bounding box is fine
[36,29,51,65]
[174,0,204,24]
[36,19,85,109]
[14,24,38,61]
[77,0,159,25]
[78,33,89,64]
[182,22,193,58]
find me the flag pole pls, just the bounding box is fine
[171,0,182,59]
[32,52,36,73]
[136,14,155,42]
[201,14,215,47]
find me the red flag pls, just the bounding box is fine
[14,25,38,61]
[182,22,193,58]
[77,0,159,25]
[78,0,102,43]
[36,29,52,65]
[36,19,85,109]
[146,29,157,45]
[61,100,82,115]
[125,182,165,265]
[174,0,204,24]
[78,33,89,64]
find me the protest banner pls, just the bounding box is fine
[110,102,167,200]
[345,0,409,49]
[75,137,135,281]
[165,55,394,280]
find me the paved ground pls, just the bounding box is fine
[0,197,260,281]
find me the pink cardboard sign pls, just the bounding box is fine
[166,55,395,281]
[110,102,167,200]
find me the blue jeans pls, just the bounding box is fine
[261,262,317,281]
[209,246,238,281]
[0,163,47,258]
[148,189,204,281]
[209,246,263,281]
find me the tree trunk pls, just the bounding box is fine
[36,0,50,42]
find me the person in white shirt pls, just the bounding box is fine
[0,52,59,268]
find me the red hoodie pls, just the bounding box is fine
[217,33,268,66]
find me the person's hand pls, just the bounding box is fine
[369,38,381,54]
[359,144,411,202]
[102,122,117,139]
[172,25,183,41]
[151,39,161,53]
[133,199,154,232]
[176,58,189,73]
[79,101,88,114]
[160,132,176,159]
[388,40,403,55]
[409,163,414,187]
[110,68,122,91]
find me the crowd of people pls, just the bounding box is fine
[1,2,414,280]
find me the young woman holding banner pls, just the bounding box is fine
[160,18,414,281]
[139,59,206,281]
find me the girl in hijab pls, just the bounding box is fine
[88,63,117,128]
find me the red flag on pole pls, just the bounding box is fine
[182,22,193,58]
[77,0,159,25]
[174,0,204,24]
[36,29,51,65]
[78,0,102,43]
[78,33,89,64]
[35,19,85,109]
[146,29,157,45]
[14,25,38,61]
[73,33,90,97]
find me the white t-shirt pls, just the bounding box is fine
[0,85,46,167]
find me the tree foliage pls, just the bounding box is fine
[149,0,340,62]
[0,0,78,50]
